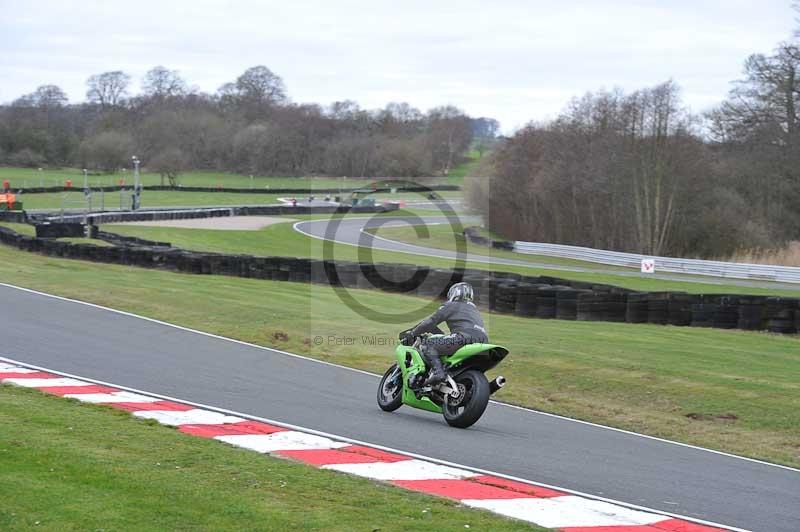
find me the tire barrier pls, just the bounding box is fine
[463,226,514,250]
[492,282,518,313]
[737,296,766,331]
[34,222,87,238]
[534,285,561,319]
[764,297,798,334]
[556,288,590,320]
[712,296,740,330]
[625,292,649,323]
[577,292,627,322]
[95,230,171,248]
[0,223,798,335]
[14,184,460,195]
[0,210,27,222]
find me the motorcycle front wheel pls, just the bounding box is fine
[443,369,490,428]
[377,364,403,412]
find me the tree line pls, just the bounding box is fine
[0,65,499,181]
[471,38,800,258]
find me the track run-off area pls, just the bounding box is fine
[2,283,798,531]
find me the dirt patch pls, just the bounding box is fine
[272,331,290,342]
[686,412,739,422]
[116,216,296,231]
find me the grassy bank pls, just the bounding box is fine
[0,385,535,531]
[103,220,800,297]
[1,244,798,467]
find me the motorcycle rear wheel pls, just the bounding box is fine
[377,364,403,412]
[442,370,490,428]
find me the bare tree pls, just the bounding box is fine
[426,105,473,175]
[480,82,715,256]
[142,66,187,99]
[79,130,135,172]
[236,65,287,104]
[86,71,131,108]
[150,147,188,186]
[709,44,799,143]
[30,85,68,108]
[708,42,800,242]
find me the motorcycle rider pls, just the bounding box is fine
[401,282,488,386]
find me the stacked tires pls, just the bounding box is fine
[577,291,627,322]
[556,288,589,320]
[765,297,798,334]
[737,296,766,331]
[492,282,518,313]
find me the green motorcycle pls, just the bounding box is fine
[377,333,508,428]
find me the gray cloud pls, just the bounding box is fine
[1,0,795,132]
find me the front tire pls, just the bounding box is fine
[377,364,403,412]
[443,370,490,428]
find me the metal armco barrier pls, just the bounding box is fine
[513,241,800,284]
[36,204,398,225]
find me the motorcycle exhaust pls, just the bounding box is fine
[490,376,506,394]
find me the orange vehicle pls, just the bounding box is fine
[0,192,21,211]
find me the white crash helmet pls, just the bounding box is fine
[447,282,474,302]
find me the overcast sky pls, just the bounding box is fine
[1,0,796,133]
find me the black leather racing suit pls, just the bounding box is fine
[409,301,488,368]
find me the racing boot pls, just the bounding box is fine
[423,354,446,386]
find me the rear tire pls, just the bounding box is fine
[443,370,490,428]
[377,364,403,412]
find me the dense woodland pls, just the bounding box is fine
[470,39,800,257]
[0,65,498,180]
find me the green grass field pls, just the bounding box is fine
[18,190,285,211]
[445,150,484,185]
[15,188,461,212]
[0,222,36,236]
[1,244,798,467]
[0,167,455,190]
[101,220,800,297]
[0,385,537,531]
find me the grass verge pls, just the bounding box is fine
[0,222,36,236]
[0,385,537,531]
[1,244,798,468]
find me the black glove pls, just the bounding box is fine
[399,329,415,345]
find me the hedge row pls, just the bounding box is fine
[12,184,460,195]
[1,224,798,335]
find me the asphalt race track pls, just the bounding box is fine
[3,284,799,531]
[294,215,800,291]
